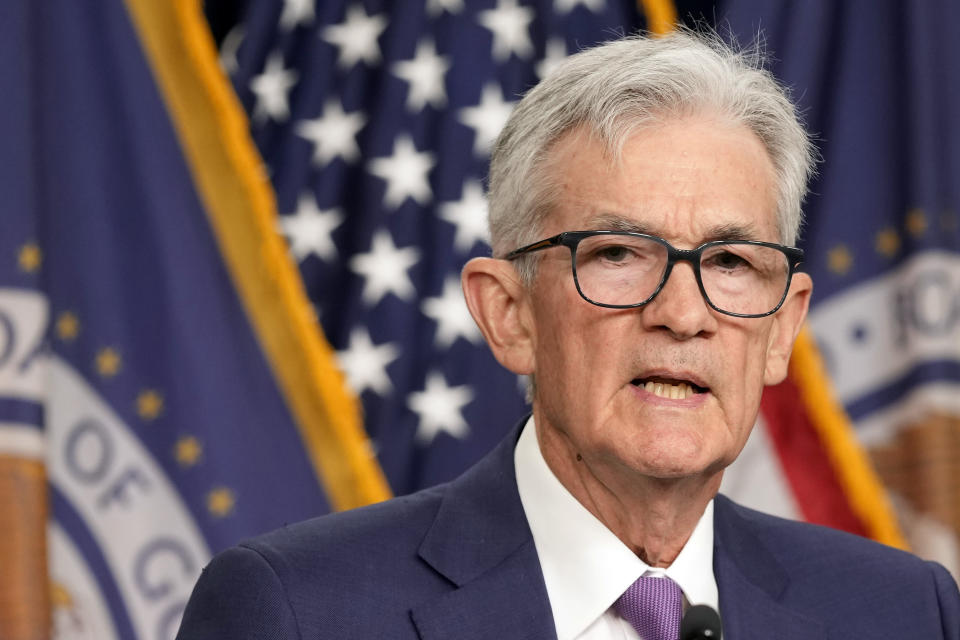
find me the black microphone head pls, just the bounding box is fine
[679,604,722,640]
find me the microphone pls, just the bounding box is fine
[679,604,722,639]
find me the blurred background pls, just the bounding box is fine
[1,1,957,638]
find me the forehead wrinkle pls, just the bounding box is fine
[581,213,768,244]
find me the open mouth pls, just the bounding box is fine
[631,377,708,400]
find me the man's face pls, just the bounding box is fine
[527,116,810,480]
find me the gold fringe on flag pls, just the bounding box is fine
[638,0,678,36]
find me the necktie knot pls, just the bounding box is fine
[614,576,682,640]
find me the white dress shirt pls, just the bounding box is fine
[514,417,719,640]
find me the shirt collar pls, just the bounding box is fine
[515,417,718,640]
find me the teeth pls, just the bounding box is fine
[643,381,693,399]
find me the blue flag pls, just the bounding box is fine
[0,0,387,637]
[720,1,960,575]
[227,0,649,495]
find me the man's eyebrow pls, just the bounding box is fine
[703,223,765,242]
[584,214,767,242]
[585,214,654,234]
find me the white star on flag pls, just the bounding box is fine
[536,38,569,79]
[349,230,421,306]
[279,0,315,30]
[554,0,606,13]
[422,277,482,348]
[295,100,366,166]
[439,180,490,252]
[478,0,535,62]
[337,328,400,396]
[392,39,451,112]
[426,0,465,16]
[321,5,388,69]
[250,51,298,123]
[458,83,516,157]
[409,372,474,444]
[279,192,343,262]
[368,135,436,208]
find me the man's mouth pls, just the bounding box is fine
[630,376,709,400]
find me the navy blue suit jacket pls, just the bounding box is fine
[177,425,960,639]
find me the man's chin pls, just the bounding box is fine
[623,430,732,478]
[635,461,718,482]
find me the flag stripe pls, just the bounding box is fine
[121,0,391,510]
[0,425,44,460]
[761,374,868,535]
[0,399,43,426]
[790,328,907,549]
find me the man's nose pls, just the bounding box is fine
[639,261,717,339]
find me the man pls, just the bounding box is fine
[177,31,960,639]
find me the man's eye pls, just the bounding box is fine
[707,251,750,270]
[596,245,632,262]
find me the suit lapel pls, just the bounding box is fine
[713,496,826,640]
[411,539,556,640]
[411,420,557,640]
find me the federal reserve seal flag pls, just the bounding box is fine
[0,1,388,638]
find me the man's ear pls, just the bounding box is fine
[764,272,813,385]
[461,257,535,375]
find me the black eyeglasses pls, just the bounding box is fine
[505,231,804,318]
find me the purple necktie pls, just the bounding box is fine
[614,576,683,640]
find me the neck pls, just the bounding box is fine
[535,417,721,568]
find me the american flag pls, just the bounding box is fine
[226,0,644,494]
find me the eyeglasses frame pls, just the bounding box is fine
[504,230,805,318]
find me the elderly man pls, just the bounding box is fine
[177,31,960,639]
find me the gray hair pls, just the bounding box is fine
[487,30,816,284]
